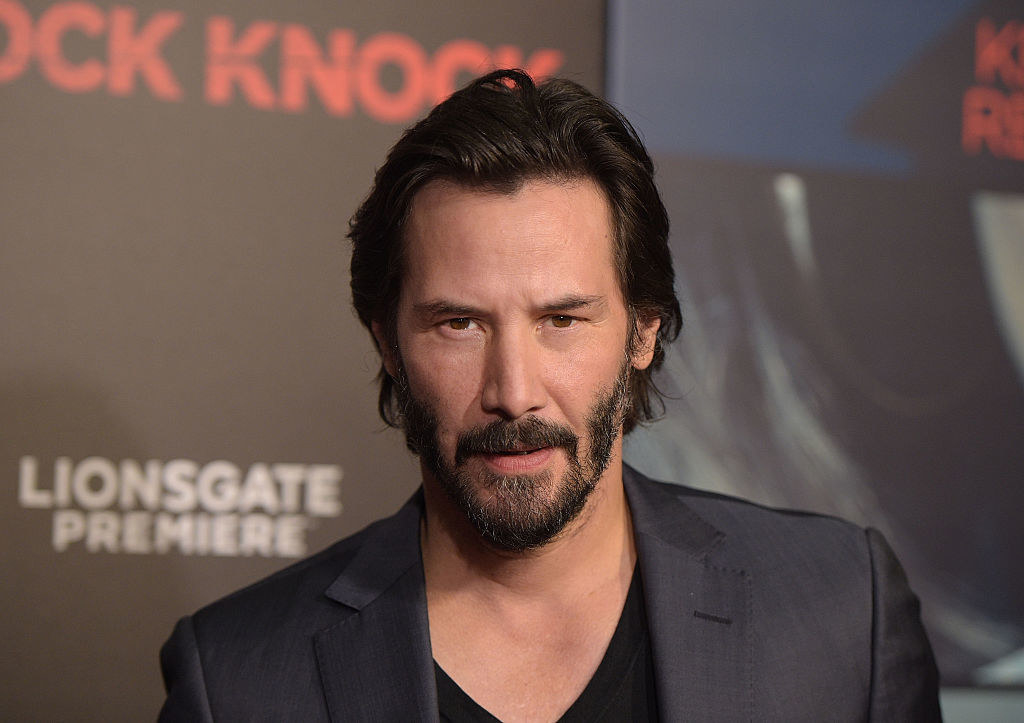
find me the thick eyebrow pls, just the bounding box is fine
[538,294,607,314]
[411,300,482,318]
[411,294,607,319]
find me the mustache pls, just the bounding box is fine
[455,415,579,465]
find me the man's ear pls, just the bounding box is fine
[371,320,397,379]
[631,314,661,371]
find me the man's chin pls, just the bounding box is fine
[437,460,594,552]
[464,469,558,509]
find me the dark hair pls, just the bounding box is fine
[349,69,681,433]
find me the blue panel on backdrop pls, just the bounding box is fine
[608,0,976,172]
[610,0,1024,687]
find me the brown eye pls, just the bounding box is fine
[550,316,574,328]
[448,318,472,330]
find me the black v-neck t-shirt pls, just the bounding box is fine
[435,568,659,722]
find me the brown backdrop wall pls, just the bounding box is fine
[0,1,605,718]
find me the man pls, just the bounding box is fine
[160,70,940,721]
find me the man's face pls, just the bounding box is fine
[377,178,656,551]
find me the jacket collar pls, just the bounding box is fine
[625,465,753,721]
[314,468,752,721]
[315,491,439,722]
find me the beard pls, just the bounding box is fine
[397,362,632,552]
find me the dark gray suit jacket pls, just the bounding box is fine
[159,467,941,721]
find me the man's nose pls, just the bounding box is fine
[480,329,546,419]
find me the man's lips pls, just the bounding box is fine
[477,446,556,473]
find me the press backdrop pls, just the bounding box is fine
[3,0,1023,719]
[0,1,603,718]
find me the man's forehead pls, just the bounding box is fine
[413,177,604,245]
[397,177,622,312]
[404,177,612,245]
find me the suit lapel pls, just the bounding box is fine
[310,473,753,721]
[625,469,753,721]
[314,493,439,722]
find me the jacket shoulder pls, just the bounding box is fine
[628,468,869,561]
[160,495,424,720]
[625,467,940,719]
[193,511,389,626]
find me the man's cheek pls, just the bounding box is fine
[428,424,459,461]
